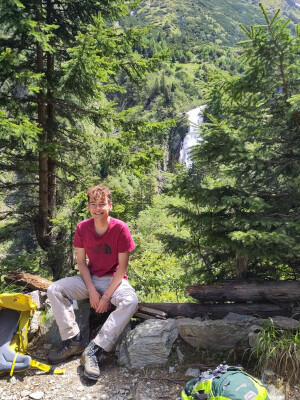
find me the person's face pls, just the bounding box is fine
[88,195,112,221]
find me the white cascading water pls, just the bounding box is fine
[179,105,205,166]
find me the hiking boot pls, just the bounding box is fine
[80,341,104,381]
[48,334,84,364]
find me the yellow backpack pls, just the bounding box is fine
[0,293,64,376]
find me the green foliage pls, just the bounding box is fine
[129,250,188,302]
[0,248,52,293]
[127,194,196,302]
[166,6,300,281]
[0,0,171,279]
[251,318,300,385]
[2,0,300,305]
[128,0,268,46]
[137,0,300,45]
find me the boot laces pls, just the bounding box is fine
[87,345,99,367]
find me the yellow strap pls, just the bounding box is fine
[10,354,18,376]
[30,359,65,374]
[17,311,31,354]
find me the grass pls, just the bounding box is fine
[250,318,300,386]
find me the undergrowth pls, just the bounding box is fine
[249,318,300,386]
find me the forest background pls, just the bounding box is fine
[1,0,300,303]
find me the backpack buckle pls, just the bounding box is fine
[192,392,211,399]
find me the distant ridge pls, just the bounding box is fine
[125,0,300,46]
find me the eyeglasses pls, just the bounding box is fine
[89,203,109,209]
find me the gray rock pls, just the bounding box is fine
[20,390,31,397]
[223,312,258,322]
[99,395,109,400]
[40,299,90,346]
[266,384,285,400]
[249,317,299,348]
[29,291,47,310]
[28,311,42,339]
[270,316,299,330]
[29,392,44,400]
[118,319,178,369]
[185,368,200,377]
[176,318,260,350]
[134,382,154,400]
[176,346,185,364]
[248,331,259,348]
[248,324,263,348]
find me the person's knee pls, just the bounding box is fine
[120,291,138,313]
[132,293,139,313]
[47,281,60,299]
[47,282,55,297]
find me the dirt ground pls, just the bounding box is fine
[0,340,299,400]
[0,352,186,400]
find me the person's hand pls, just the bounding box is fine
[95,297,110,314]
[89,288,101,310]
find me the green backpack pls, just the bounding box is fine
[181,365,270,400]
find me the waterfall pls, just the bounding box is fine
[180,105,205,166]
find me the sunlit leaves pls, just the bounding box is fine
[167,6,300,282]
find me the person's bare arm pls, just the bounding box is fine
[94,252,129,313]
[76,247,101,310]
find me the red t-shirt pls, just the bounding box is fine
[73,217,135,278]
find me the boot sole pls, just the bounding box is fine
[80,358,100,381]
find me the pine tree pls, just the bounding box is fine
[166,5,300,282]
[0,0,162,278]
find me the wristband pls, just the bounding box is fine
[102,293,111,301]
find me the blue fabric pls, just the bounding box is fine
[0,308,31,373]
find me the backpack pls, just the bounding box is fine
[181,365,270,400]
[0,293,64,376]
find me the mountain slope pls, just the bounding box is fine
[126,0,300,46]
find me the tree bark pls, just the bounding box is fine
[35,0,58,258]
[35,1,49,251]
[141,302,300,320]
[185,280,300,303]
[235,251,248,280]
[46,0,56,229]
[4,270,52,292]
[5,270,300,320]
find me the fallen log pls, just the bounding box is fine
[136,305,167,319]
[5,271,299,320]
[186,281,300,303]
[4,270,52,292]
[141,302,300,320]
[134,312,160,320]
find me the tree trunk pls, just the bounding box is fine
[4,270,52,291]
[35,1,50,251]
[141,302,300,320]
[235,251,248,280]
[47,54,56,234]
[46,0,56,229]
[185,280,300,303]
[35,0,59,273]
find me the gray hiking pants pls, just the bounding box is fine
[47,275,138,352]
